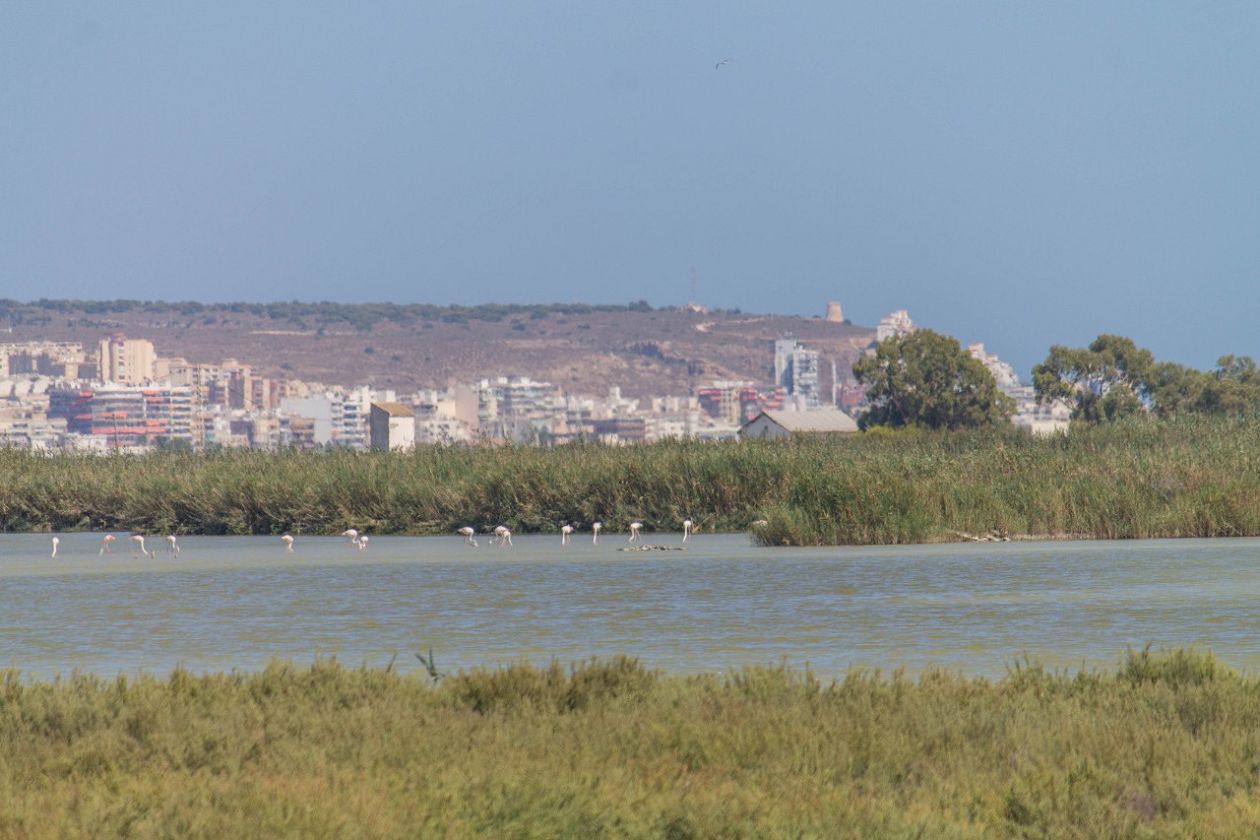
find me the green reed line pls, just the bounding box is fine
[4,415,1260,545]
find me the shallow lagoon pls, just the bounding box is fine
[1,532,1257,679]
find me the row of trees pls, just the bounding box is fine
[0,299,665,331]
[1032,335,1260,422]
[854,330,1260,431]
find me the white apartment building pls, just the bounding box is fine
[876,310,916,343]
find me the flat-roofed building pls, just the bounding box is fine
[97,334,156,384]
[370,402,416,450]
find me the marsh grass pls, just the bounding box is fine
[5,415,1260,545]
[1,649,1260,836]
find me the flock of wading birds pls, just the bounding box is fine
[45,519,705,558]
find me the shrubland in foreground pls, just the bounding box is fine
[0,649,1257,836]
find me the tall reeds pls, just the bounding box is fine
[4,415,1260,544]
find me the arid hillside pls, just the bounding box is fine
[0,300,874,397]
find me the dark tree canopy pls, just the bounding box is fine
[853,329,1015,431]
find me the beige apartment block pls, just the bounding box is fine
[97,334,156,384]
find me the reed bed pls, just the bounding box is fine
[4,415,1260,544]
[0,648,1257,836]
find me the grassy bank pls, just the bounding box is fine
[0,649,1257,836]
[4,416,1260,544]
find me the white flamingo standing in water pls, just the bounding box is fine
[628,522,643,543]
[166,535,180,558]
[99,534,116,555]
[340,528,359,545]
[592,522,602,544]
[130,535,155,558]
[51,537,59,558]
[458,526,478,547]
[682,519,694,542]
[494,525,512,547]
[281,534,295,552]
[561,523,573,546]
[357,535,370,551]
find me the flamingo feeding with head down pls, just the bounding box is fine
[561,523,573,546]
[628,522,643,543]
[682,519,694,542]
[458,527,478,547]
[281,534,294,552]
[494,525,512,547]
[51,537,59,558]
[592,522,602,544]
[99,534,116,556]
[341,528,359,545]
[130,535,155,559]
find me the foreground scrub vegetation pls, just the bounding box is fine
[1,648,1259,836]
[3,416,1260,544]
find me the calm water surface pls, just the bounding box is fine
[1,533,1257,679]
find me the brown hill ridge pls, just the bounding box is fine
[0,300,874,398]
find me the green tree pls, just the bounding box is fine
[1197,355,1260,417]
[1032,335,1155,422]
[853,329,1015,430]
[1146,361,1208,418]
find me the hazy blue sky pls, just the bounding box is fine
[2,3,1257,375]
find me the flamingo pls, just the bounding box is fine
[682,519,694,542]
[357,535,370,551]
[561,523,573,546]
[130,535,155,559]
[494,525,512,547]
[592,522,602,544]
[51,537,59,558]
[281,534,295,552]
[99,534,116,555]
[457,526,478,547]
[166,535,180,557]
[628,522,643,543]
[340,528,359,544]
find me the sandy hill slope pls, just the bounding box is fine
[0,301,874,398]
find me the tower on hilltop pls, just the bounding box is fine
[681,265,708,314]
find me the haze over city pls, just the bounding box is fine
[4,2,1258,376]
